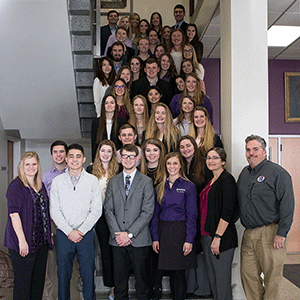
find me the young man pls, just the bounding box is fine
[109,41,126,73]
[104,144,154,300]
[101,10,119,55]
[50,144,102,300]
[172,4,188,32]
[42,140,68,300]
[117,124,141,166]
[237,134,295,300]
[131,57,173,105]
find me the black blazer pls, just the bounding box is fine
[131,77,173,106]
[91,117,126,162]
[101,25,113,55]
[172,21,188,33]
[204,170,238,253]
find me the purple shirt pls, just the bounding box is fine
[4,177,52,254]
[170,93,214,125]
[150,177,198,244]
[42,165,67,197]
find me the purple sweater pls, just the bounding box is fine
[4,177,52,254]
[170,93,214,125]
[150,177,198,244]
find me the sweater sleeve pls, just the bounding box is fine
[185,182,198,244]
[150,193,160,242]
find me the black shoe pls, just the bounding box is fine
[151,287,162,300]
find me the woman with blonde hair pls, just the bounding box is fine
[170,28,186,74]
[88,140,119,300]
[150,152,197,300]
[189,106,223,156]
[4,151,52,300]
[128,13,140,42]
[170,73,212,120]
[111,78,133,121]
[145,103,180,153]
[129,95,149,146]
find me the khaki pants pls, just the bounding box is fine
[241,224,286,300]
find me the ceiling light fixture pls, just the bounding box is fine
[268,25,300,47]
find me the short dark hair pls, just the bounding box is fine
[145,57,159,67]
[107,10,119,18]
[111,41,125,52]
[67,144,85,156]
[119,123,137,135]
[120,144,139,156]
[174,4,185,13]
[245,134,267,150]
[50,140,67,154]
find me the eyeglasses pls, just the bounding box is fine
[115,85,125,89]
[206,156,221,161]
[121,154,137,160]
[184,49,193,52]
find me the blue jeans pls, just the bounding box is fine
[56,229,96,300]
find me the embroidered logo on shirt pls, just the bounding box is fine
[176,188,185,193]
[257,176,265,182]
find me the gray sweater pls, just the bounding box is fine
[50,169,102,236]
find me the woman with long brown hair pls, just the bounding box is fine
[145,103,180,153]
[150,152,197,300]
[189,106,222,157]
[88,140,120,300]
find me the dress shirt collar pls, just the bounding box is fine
[247,158,267,174]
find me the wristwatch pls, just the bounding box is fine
[126,230,133,239]
[214,234,222,239]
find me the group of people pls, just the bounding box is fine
[3,4,295,300]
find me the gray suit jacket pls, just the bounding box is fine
[104,170,154,247]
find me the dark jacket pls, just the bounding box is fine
[101,25,113,55]
[204,170,238,253]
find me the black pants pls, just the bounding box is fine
[95,214,114,287]
[9,245,48,300]
[169,269,187,300]
[112,245,151,300]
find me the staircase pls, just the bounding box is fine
[68,0,96,139]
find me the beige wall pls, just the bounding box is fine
[100,0,190,28]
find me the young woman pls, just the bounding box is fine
[182,44,205,81]
[88,140,120,300]
[93,57,116,117]
[170,28,186,74]
[154,44,167,60]
[129,55,144,81]
[111,78,133,121]
[128,13,140,42]
[91,94,125,161]
[106,27,135,64]
[129,95,149,146]
[186,24,203,62]
[4,151,52,300]
[104,18,132,56]
[150,152,198,300]
[148,29,159,56]
[179,58,194,77]
[174,96,195,136]
[147,86,163,115]
[175,75,186,94]
[116,65,133,92]
[189,106,223,156]
[170,73,212,120]
[161,25,172,52]
[200,147,238,300]
[137,37,151,61]
[178,136,212,298]
[150,12,163,40]
[145,103,180,153]
[133,19,150,45]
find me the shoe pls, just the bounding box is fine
[108,291,114,300]
[151,287,162,300]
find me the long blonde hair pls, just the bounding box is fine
[182,44,200,72]
[189,106,215,156]
[18,151,42,191]
[92,140,119,184]
[183,73,204,105]
[129,95,149,130]
[155,152,188,204]
[140,138,166,185]
[145,103,180,153]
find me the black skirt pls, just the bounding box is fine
[158,220,196,270]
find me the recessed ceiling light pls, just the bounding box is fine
[268,25,300,47]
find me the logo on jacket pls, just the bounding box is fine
[257,176,265,182]
[176,188,185,193]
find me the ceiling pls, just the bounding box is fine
[200,0,300,59]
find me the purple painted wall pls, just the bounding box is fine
[201,58,300,135]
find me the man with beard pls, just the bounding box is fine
[109,41,126,73]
